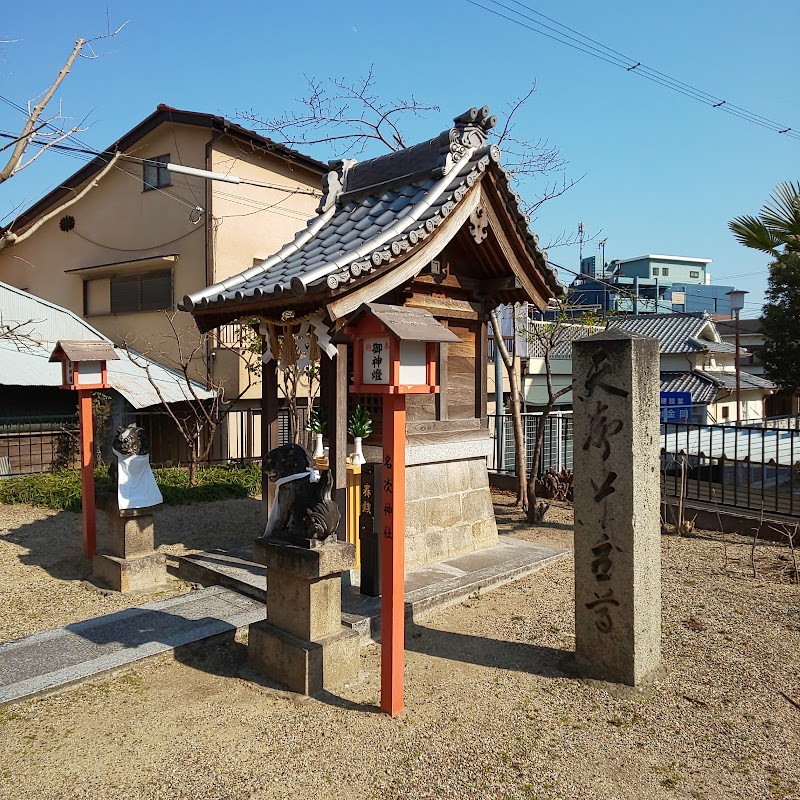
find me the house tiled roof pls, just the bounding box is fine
[699,370,776,391]
[659,371,719,404]
[180,106,561,314]
[659,368,775,405]
[607,313,745,355]
[687,336,740,354]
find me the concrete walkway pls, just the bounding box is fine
[1,538,566,707]
[0,586,264,706]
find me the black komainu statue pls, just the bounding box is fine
[262,443,340,546]
[108,423,149,486]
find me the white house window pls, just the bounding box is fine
[652,268,660,276]
[110,270,172,312]
[143,154,171,191]
[690,270,700,278]
[662,267,670,276]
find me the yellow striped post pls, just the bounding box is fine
[346,462,362,568]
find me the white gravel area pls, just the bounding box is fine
[0,496,799,799]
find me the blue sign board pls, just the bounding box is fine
[660,391,692,423]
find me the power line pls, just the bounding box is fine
[464,0,800,141]
[550,260,764,312]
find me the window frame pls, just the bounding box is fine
[652,267,660,276]
[109,269,173,314]
[689,270,700,279]
[143,154,172,192]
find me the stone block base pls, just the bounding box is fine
[92,551,169,594]
[405,455,498,568]
[248,619,359,695]
[105,513,156,559]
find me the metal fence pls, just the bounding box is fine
[489,412,800,518]
[661,421,800,517]
[0,415,81,476]
[0,406,309,476]
[719,413,800,431]
[488,411,573,476]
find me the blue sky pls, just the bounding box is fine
[3,0,797,316]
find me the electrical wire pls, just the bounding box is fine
[464,0,800,141]
[73,224,203,252]
[550,259,764,312]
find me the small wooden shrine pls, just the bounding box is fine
[180,105,561,568]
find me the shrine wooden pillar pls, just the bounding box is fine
[320,342,348,537]
[261,345,280,526]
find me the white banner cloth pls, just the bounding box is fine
[113,448,163,510]
[263,468,319,537]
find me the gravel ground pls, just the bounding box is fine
[0,497,263,641]
[1,494,799,800]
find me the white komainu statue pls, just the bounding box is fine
[109,424,163,510]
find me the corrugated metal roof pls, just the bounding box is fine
[0,280,104,344]
[0,284,215,408]
[662,427,800,467]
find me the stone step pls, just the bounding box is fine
[0,586,264,706]
[177,538,568,640]
[176,548,266,602]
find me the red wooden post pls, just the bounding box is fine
[381,391,406,717]
[78,389,97,559]
[340,303,459,718]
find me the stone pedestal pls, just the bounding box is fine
[93,494,168,593]
[248,539,360,695]
[366,435,499,569]
[572,331,662,687]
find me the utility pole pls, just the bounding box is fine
[599,238,608,318]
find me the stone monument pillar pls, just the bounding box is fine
[248,539,360,695]
[93,498,168,593]
[572,330,661,686]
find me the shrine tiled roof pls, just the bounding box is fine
[179,106,561,314]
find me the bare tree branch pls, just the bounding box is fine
[0,21,127,184]
[239,68,440,158]
[0,151,121,251]
[490,307,527,509]
[126,313,261,484]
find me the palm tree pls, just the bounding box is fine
[728,181,800,255]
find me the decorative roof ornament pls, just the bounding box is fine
[469,205,489,245]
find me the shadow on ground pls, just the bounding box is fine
[405,621,569,677]
[1,496,262,584]
[492,499,574,540]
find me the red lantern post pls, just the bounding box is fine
[50,341,118,559]
[344,303,459,716]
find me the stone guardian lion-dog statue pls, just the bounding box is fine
[261,443,340,546]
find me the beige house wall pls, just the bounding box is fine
[209,135,321,283]
[208,136,322,400]
[0,121,325,403]
[0,124,210,383]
